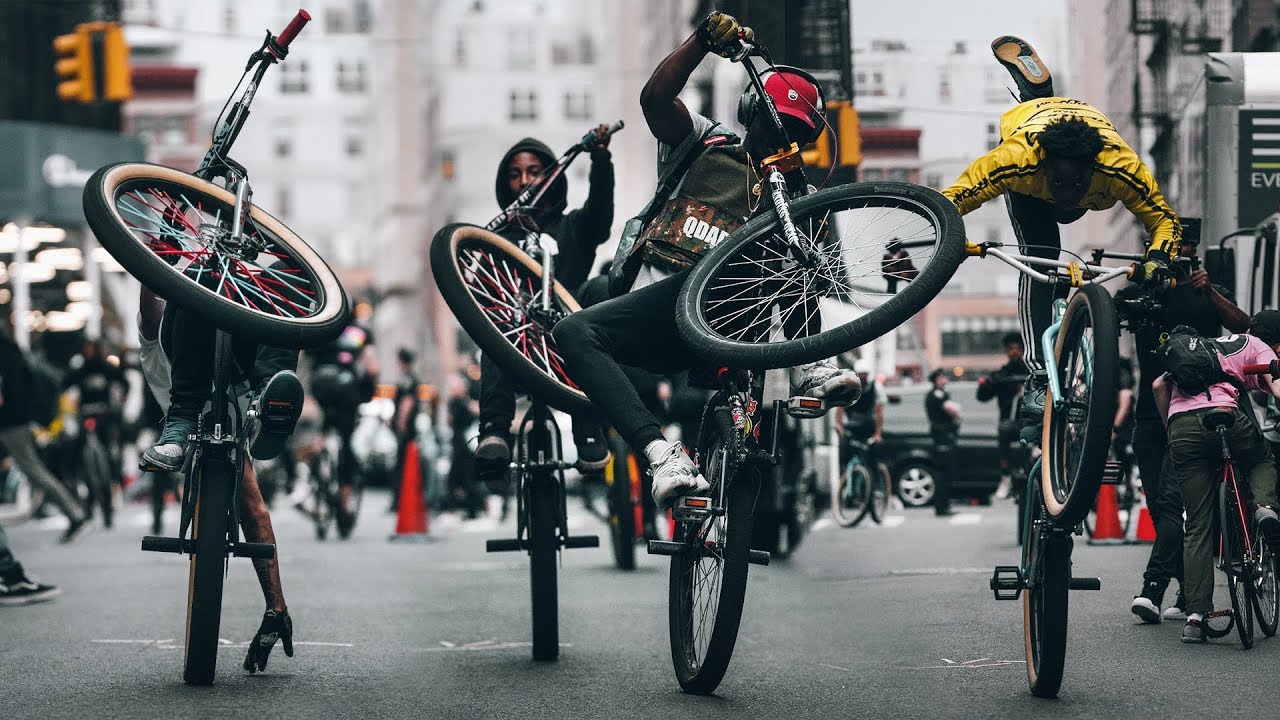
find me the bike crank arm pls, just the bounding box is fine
[646,540,770,566]
[142,535,275,559]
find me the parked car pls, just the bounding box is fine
[877,380,1003,507]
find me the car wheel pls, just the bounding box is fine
[896,462,935,507]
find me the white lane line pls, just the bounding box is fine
[882,515,906,528]
[948,513,982,525]
[93,638,353,648]
[812,517,834,532]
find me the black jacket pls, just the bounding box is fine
[0,331,31,428]
[493,137,614,293]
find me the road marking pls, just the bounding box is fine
[93,638,353,649]
[948,513,982,525]
[882,515,906,528]
[915,658,1026,669]
[424,640,571,653]
[812,517,834,532]
[890,567,991,576]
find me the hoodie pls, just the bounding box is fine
[493,137,614,294]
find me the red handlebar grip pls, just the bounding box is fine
[277,9,312,47]
[1244,362,1279,376]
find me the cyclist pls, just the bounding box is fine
[63,338,130,518]
[1117,235,1248,623]
[942,36,1180,427]
[925,369,961,517]
[475,129,615,488]
[137,286,295,673]
[976,332,1029,499]
[1152,310,1280,642]
[306,313,378,535]
[839,358,884,466]
[553,11,861,507]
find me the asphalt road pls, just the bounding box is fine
[3,488,1276,720]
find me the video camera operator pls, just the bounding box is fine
[977,332,1030,499]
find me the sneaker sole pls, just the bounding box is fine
[250,373,304,461]
[1180,634,1206,644]
[0,587,61,605]
[575,454,611,473]
[991,35,1052,88]
[142,449,185,473]
[1131,603,1161,624]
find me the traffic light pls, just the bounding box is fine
[800,126,832,169]
[51,22,132,104]
[801,101,861,170]
[53,25,94,103]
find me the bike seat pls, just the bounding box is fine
[1200,409,1236,432]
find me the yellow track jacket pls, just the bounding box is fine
[942,97,1180,255]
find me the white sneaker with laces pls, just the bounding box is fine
[647,440,709,507]
[792,359,862,407]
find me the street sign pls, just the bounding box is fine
[1239,109,1280,228]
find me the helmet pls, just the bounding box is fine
[736,65,825,145]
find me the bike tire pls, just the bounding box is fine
[668,408,754,695]
[1040,284,1118,526]
[606,434,637,571]
[676,181,966,368]
[311,449,336,541]
[83,163,349,349]
[832,461,871,528]
[183,455,233,686]
[868,463,892,525]
[528,471,560,661]
[1255,533,1279,637]
[1222,479,1255,649]
[1023,524,1070,698]
[430,224,591,415]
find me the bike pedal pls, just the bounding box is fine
[647,540,684,556]
[786,396,830,419]
[748,549,771,566]
[231,541,276,559]
[990,565,1023,600]
[673,496,717,521]
[486,538,526,553]
[141,536,192,554]
[1069,576,1101,591]
[562,534,599,549]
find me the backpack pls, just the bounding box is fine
[1155,325,1237,399]
[25,356,62,426]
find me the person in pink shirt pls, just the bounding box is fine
[1153,309,1280,642]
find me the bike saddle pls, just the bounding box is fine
[1200,409,1236,432]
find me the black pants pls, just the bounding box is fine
[553,270,698,451]
[931,429,957,513]
[1132,418,1183,591]
[163,305,298,419]
[1006,193,1087,371]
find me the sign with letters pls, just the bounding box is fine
[1239,110,1280,228]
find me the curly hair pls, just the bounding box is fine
[1037,116,1105,161]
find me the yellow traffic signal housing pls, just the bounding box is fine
[835,101,861,166]
[53,26,94,103]
[101,23,133,101]
[800,126,832,169]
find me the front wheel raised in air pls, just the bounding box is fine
[183,455,233,685]
[677,181,965,369]
[669,408,754,695]
[1041,284,1118,526]
[430,224,591,415]
[82,163,349,349]
[1023,522,1069,698]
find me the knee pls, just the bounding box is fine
[552,313,596,359]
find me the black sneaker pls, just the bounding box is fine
[248,371,304,461]
[991,35,1054,102]
[143,413,199,472]
[0,568,60,606]
[59,514,92,544]
[476,429,512,494]
[1131,580,1164,624]
[243,608,294,673]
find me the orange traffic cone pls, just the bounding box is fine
[1130,490,1156,544]
[390,440,429,541]
[1087,484,1126,545]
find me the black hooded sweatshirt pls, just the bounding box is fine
[493,137,614,293]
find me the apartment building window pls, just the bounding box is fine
[862,167,884,181]
[337,60,367,93]
[160,116,186,146]
[223,0,235,34]
[353,0,372,32]
[280,60,309,94]
[131,114,157,145]
[986,121,1000,150]
[455,34,466,66]
[925,172,942,189]
[509,90,537,121]
[276,186,292,218]
[326,7,349,33]
[564,90,592,121]
[887,167,910,182]
[508,29,535,68]
[579,34,596,64]
[274,120,293,158]
[344,118,364,157]
[938,71,951,103]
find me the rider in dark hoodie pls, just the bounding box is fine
[476,127,615,487]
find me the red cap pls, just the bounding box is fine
[763,70,820,128]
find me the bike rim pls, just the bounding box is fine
[1046,305,1096,508]
[680,450,731,672]
[110,177,333,322]
[453,237,579,393]
[696,193,948,348]
[1256,537,1279,631]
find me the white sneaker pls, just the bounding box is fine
[647,440,709,507]
[994,474,1012,500]
[792,359,862,407]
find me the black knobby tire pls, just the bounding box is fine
[83,437,114,528]
[528,470,560,661]
[83,163,350,349]
[1040,284,1118,525]
[430,224,591,415]
[1254,533,1279,637]
[676,181,966,368]
[1023,525,1069,698]
[668,408,754,695]
[868,463,892,525]
[1222,480,1255,649]
[311,448,336,541]
[832,461,871,528]
[606,434,638,571]
[183,455,233,686]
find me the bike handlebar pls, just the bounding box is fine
[577,119,624,151]
[277,9,312,48]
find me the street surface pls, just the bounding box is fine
[3,489,1275,720]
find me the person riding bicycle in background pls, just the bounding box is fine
[136,285,295,673]
[1152,310,1280,643]
[1117,230,1248,624]
[306,308,379,535]
[64,338,130,469]
[976,332,1030,499]
[942,36,1181,433]
[553,10,861,507]
[474,128,616,489]
[839,358,884,467]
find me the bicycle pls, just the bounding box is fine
[433,34,966,689]
[603,430,647,570]
[755,407,820,557]
[82,10,350,685]
[305,413,364,540]
[832,435,891,528]
[73,413,117,530]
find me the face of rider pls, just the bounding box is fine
[1043,156,1093,207]
[506,151,545,197]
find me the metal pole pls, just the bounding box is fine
[84,226,102,340]
[12,220,31,351]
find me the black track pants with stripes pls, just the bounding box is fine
[1005,192,1087,371]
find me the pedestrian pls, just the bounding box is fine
[925,369,962,516]
[0,327,90,543]
[1118,232,1248,623]
[388,347,420,513]
[0,524,59,605]
[976,332,1030,499]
